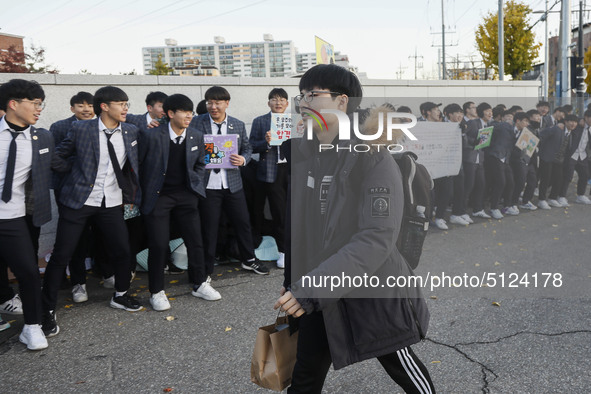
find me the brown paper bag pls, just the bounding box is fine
[250,316,299,391]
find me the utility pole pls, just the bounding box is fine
[395,61,407,79]
[560,0,572,104]
[498,0,504,80]
[576,0,586,115]
[442,0,446,79]
[544,0,549,99]
[408,47,423,80]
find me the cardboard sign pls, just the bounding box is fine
[270,113,292,146]
[475,126,494,150]
[515,127,540,158]
[204,134,238,169]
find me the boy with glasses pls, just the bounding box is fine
[0,79,53,350]
[43,86,143,337]
[139,94,217,309]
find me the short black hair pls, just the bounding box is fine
[526,109,540,118]
[476,102,492,118]
[204,86,231,101]
[562,104,573,113]
[553,106,565,114]
[70,91,94,107]
[397,105,412,114]
[145,91,168,107]
[493,106,505,119]
[163,94,194,120]
[443,103,462,116]
[564,114,579,122]
[502,110,513,118]
[507,105,523,115]
[0,79,45,112]
[537,100,550,108]
[268,88,288,100]
[93,86,128,116]
[196,99,207,115]
[584,109,591,118]
[463,101,475,114]
[299,64,362,114]
[514,112,528,122]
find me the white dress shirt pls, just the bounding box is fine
[206,114,229,190]
[0,116,32,219]
[571,126,589,161]
[168,123,186,143]
[146,112,154,126]
[84,118,127,207]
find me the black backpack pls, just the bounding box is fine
[393,151,433,269]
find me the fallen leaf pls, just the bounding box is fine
[553,237,559,240]
[139,285,147,289]
[169,297,176,301]
[459,261,465,264]
[217,273,223,276]
[131,293,138,297]
[227,270,233,273]
[494,262,501,266]
[169,280,179,284]
[475,263,480,267]
[430,296,437,300]
[234,268,240,271]
[481,283,488,287]
[492,302,501,307]
[118,322,123,326]
[431,361,441,364]
[497,243,503,246]
[165,316,175,321]
[163,388,173,393]
[492,230,496,234]
[225,326,232,332]
[8,320,16,324]
[133,277,141,281]
[552,224,558,227]
[511,260,517,264]
[581,229,586,232]
[64,304,73,309]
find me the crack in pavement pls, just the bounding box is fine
[425,330,591,393]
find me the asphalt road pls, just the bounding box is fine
[1,187,590,393]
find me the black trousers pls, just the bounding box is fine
[144,190,206,293]
[522,159,538,204]
[451,166,465,216]
[484,157,514,209]
[256,164,287,252]
[463,162,485,212]
[0,218,42,324]
[288,311,435,394]
[55,192,88,286]
[43,204,131,312]
[561,158,589,197]
[539,161,564,200]
[200,188,255,276]
[510,160,528,206]
[433,176,453,219]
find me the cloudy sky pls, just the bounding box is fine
[1,0,567,79]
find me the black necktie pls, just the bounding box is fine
[1,131,19,203]
[176,136,182,144]
[104,131,126,193]
[213,123,222,174]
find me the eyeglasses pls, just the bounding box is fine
[269,98,288,104]
[294,91,342,106]
[205,100,227,108]
[109,102,130,109]
[14,99,45,110]
[176,110,195,117]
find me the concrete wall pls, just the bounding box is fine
[0,73,542,131]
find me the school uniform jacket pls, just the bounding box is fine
[49,115,78,190]
[23,126,54,227]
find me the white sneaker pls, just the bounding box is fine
[490,209,504,220]
[449,215,469,225]
[472,210,491,219]
[460,214,474,224]
[538,200,551,210]
[503,206,520,216]
[557,197,569,207]
[72,284,88,303]
[150,290,171,311]
[19,324,48,351]
[575,195,591,205]
[547,199,562,208]
[192,279,221,301]
[276,253,285,269]
[433,218,449,230]
[0,294,23,315]
[103,275,115,289]
[519,201,538,211]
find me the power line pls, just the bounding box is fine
[27,0,109,37]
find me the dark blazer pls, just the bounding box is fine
[49,115,78,190]
[250,112,283,183]
[463,118,489,163]
[565,125,590,159]
[190,113,252,193]
[26,126,54,227]
[537,124,565,163]
[125,112,163,132]
[52,118,141,209]
[138,124,206,215]
[485,122,515,162]
[541,114,555,129]
[510,127,531,165]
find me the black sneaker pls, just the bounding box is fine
[164,263,185,275]
[110,293,143,312]
[241,259,270,275]
[41,310,60,338]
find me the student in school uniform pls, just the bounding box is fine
[249,88,290,267]
[192,86,270,277]
[558,113,591,205]
[0,79,53,350]
[125,91,167,132]
[43,86,143,338]
[537,119,567,210]
[139,94,219,310]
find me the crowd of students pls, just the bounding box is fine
[1,76,588,359]
[416,100,591,230]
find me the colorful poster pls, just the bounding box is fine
[270,113,292,146]
[204,134,238,169]
[315,36,335,65]
[475,126,494,150]
[515,127,540,158]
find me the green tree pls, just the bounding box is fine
[475,0,541,80]
[148,54,172,75]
